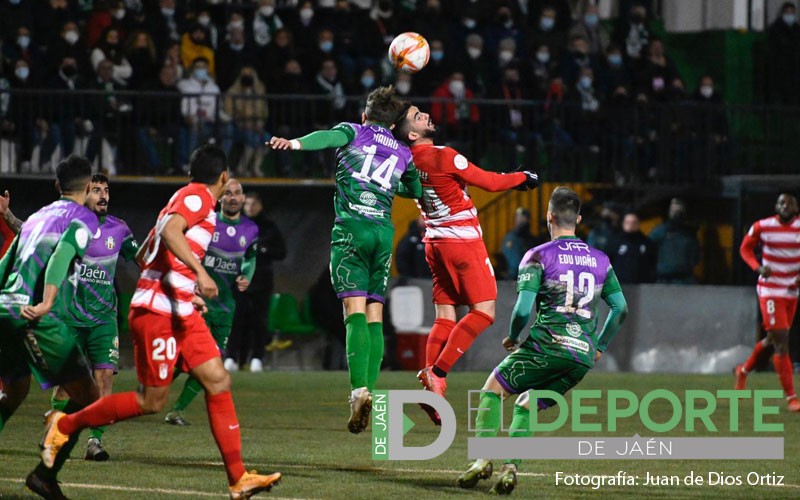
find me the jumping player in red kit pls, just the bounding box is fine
[393,104,539,424]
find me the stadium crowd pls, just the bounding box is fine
[0,0,795,178]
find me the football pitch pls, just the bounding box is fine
[1,370,798,500]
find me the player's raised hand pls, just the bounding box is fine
[236,275,250,292]
[502,336,518,352]
[268,137,294,150]
[512,167,539,191]
[0,190,10,215]
[196,269,219,299]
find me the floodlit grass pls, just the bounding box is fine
[1,371,797,499]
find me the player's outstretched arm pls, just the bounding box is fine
[268,124,353,152]
[596,269,628,354]
[453,157,537,192]
[0,190,23,234]
[160,214,218,299]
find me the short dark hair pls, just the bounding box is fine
[189,144,228,184]
[245,191,262,202]
[56,155,92,194]
[365,86,408,127]
[549,186,581,228]
[192,56,210,67]
[91,173,109,184]
[392,102,414,145]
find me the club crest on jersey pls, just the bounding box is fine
[566,322,582,337]
[557,241,590,253]
[105,236,115,249]
[226,226,236,237]
[360,192,378,207]
[239,236,247,247]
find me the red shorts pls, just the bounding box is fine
[130,307,220,387]
[425,239,497,305]
[759,296,798,331]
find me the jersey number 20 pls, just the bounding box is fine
[353,145,399,190]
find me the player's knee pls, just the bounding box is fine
[472,301,495,322]
[202,369,231,395]
[138,388,169,414]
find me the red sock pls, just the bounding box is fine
[743,339,769,373]
[434,310,493,374]
[206,391,247,485]
[58,392,142,435]
[773,353,796,398]
[426,318,456,366]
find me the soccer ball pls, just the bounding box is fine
[388,32,430,74]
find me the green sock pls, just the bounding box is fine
[367,322,384,392]
[89,426,106,441]
[345,313,369,390]
[51,396,69,412]
[174,376,204,412]
[476,392,502,438]
[505,403,532,468]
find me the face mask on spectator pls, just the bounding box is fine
[503,19,514,29]
[17,35,30,49]
[608,53,623,66]
[198,15,211,26]
[579,75,593,89]
[300,8,313,22]
[783,13,796,25]
[319,40,333,52]
[361,76,375,88]
[498,50,514,64]
[467,47,481,59]
[319,0,335,7]
[700,85,713,98]
[228,20,244,31]
[463,18,476,29]
[64,30,79,45]
[15,66,29,81]
[536,51,550,63]
[259,6,274,17]
[540,17,555,31]
[194,68,209,81]
[161,7,174,16]
[448,79,465,97]
[9,0,21,4]
[113,8,125,20]
[241,75,254,86]
[230,42,244,51]
[62,64,77,78]
[396,80,411,94]
[431,50,444,62]
[584,13,599,26]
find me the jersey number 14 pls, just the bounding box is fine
[353,145,399,190]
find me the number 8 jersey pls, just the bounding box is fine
[332,122,418,226]
[517,236,622,367]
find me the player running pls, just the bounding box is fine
[165,178,258,426]
[392,103,539,424]
[40,145,282,499]
[457,187,628,495]
[0,156,104,498]
[735,193,800,412]
[269,86,422,434]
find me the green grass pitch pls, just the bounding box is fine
[1,370,798,499]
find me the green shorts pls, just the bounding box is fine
[204,311,232,350]
[65,322,120,371]
[0,312,91,389]
[493,347,589,409]
[330,219,394,303]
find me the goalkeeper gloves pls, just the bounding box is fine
[514,170,540,191]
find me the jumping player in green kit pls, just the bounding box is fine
[269,86,422,434]
[165,178,259,426]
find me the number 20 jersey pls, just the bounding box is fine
[517,237,619,367]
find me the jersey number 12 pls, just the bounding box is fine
[557,270,595,319]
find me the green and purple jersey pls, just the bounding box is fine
[331,122,418,226]
[58,215,137,327]
[203,213,259,317]
[0,199,98,312]
[517,236,622,367]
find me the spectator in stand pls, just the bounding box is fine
[413,0,452,46]
[355,67,378,96]
[430,71,480,156]
[125,4,151,36]
[33,0,75,49]
[528,5,567,62]
[216,24,257,92]
[253,0,284,48]
[568,3,609,56]
[108,0,131,37]
[224,66,270,177]
[614,1,652,63]
[85,0,113,49]
[8,58,59,173]
[91,27,132,87]
[559,35,599,87]
[691,74,729,178]
[483,3,525,62]
[49,56,85,159]
[0,0,34,42]
[568,66,602,150]
[650,198,701,284]
[3,26,44,81]
[303,28,337,83]
[195,8,219,50]
[524,42,558,99]
[177,56,230,169]
[290,1,323,56]
[124,30,158,89]
[452,4,485,49]
[502,207,540,279]
[46,21,89,80]
[274,58,310,94]
[598,43,631,96]
[634,38,679,102]
[587,202,622,255]
[414,38,453,96]
[161,40,184,79]
[609,211,657,284]
[393,71,416,98]
[137,64,181,174]
[327,0,364,82]
[181,23,215,78]
[312,58,346,129]
[359,0,398,72]
[767,2,800,105]
[258,27,296,90]
[86,58,132,171]
[526,0,572,32]
[146,0,182,51]
[396,216,431,279]
[493,37,520,76]
[455,33,491,97]
[491,64,534,167]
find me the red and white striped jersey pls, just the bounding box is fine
[131,183,217,317]
[410,144,525,242]
[740,215,800,299]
